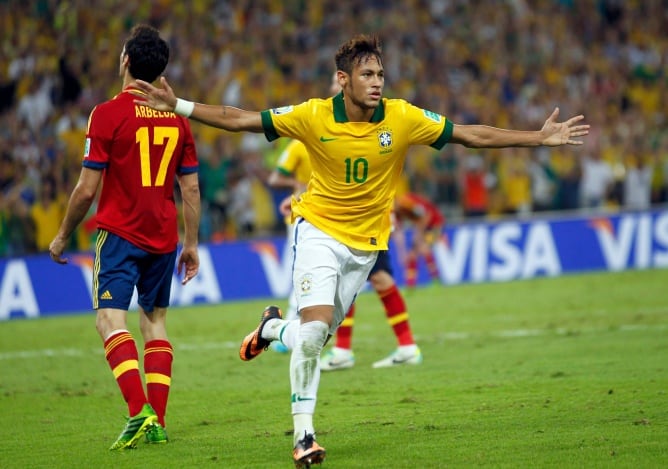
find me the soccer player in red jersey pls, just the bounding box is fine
[394,192,446,288]
[49,25,201,450]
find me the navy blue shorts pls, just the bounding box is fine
[369,250,393,278]
[93,230,176,313]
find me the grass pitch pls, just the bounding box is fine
[0,269,666,468]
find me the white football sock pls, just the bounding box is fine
[104,329,129,341]
[260,318,285,341]
[277,320,300,349]
[398,344,419,353]
[290,320,328,421]
[293,413,315,445]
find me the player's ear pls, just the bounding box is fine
[336,70,346,87]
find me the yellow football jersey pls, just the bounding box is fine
[261,92,452,251]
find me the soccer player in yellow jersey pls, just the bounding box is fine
[134,34,589,467]
[269,76,422,368]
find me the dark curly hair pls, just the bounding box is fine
[124,24,169,83]
[335,34,383,75]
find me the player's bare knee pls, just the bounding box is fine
[300,305,334,327]
[95,309,122,340]
[139,308,167,341]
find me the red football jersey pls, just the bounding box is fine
[395,193,445,229]
[83,87,198,253]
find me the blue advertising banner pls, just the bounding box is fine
[1,209,667,320]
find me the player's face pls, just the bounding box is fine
[343,56,384,110]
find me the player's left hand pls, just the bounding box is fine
[540,107,590,146]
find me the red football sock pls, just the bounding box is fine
[104,331,147,416]
[405,255,418,287]
[144,339,173,427]
[334,304,355,350]
[379,285,415,346]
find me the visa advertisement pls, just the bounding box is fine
[1,209,667,320]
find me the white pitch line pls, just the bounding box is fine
[0,341,239,361]
[0,325,666,361]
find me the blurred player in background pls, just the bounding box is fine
[134,34,589,467]
[393,192,445,288]
[49,25,200,450]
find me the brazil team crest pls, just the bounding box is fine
[299,273,313,296]
[377,126,393,151]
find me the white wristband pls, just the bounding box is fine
[174,98,195,117]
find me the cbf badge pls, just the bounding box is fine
[377,126,393,153]
[299,274,313,296]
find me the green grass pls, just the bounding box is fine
[1,269,667,468]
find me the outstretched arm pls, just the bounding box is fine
[451,107,589,148]
[133,77,264,133]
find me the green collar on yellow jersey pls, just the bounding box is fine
[333,92,385,123]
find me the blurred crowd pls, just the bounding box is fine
[1,0,667,258]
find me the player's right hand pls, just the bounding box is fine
[132,77,177,112]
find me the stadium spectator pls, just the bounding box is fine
[30,177,64,252]
[430,146,460,217]
[226,160,256,238]
[0,147,14,193]
[623,151,653,211]
[198,135,233,241]
[498,148,532,216]
[551,147,581,211]
[0,199,7,257]
[652,134,668,204]
[134,33,588,467]
[3,186,36,256]
[16,74,55,134]
[579,149,615,211]
[529,149,558,212]
[460,152,491,218]
[48,25,201,450]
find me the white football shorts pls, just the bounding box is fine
[292,218,378,334]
